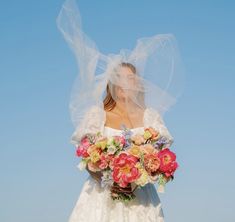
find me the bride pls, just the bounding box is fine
[56,0,184,221]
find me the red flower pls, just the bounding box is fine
[157,148,179,177]
[112,153,140,188]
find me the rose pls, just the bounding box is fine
[112,153,141,188]
[157,148,178,177]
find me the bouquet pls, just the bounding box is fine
[75,126,179,202]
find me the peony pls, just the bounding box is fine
[112,153,141,187]
[157,148,178,177]
[144,153,161,174]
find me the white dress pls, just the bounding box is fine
[68,106,174,222]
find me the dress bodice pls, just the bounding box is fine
[70,105,174,147]
[103,126,145,137]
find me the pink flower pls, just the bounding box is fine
[144,153,161,174]
[157,148,179,177]
[87,161,101,172]
[76,145,89,158]
[76,135,92,158]
[99,154,114,170]
[113,135,126,147]
[112,153,140,187]
[81,135,91,147]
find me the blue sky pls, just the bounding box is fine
[0,0,234,221]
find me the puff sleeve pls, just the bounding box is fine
[70,105,105,146]
[144,107,174,147]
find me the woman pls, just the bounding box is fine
[69,62,173,222]
[56,0,183,221]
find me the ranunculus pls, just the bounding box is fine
[157,148,178,177]
[144,127,160,140]
[112,153,141,187]
[127,145,142,158]
[141,144,155,154]
[95,137,108,150]
[87,144,101,155]
[144,153,161,174]
[131,134,145,145]
[90,151,101,163]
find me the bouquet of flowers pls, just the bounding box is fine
[75,126,179,202]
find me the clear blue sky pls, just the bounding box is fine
[1,0,234,221]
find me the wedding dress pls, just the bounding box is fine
[68,106,174,222]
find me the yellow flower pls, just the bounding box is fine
[141,144,155,154]
[135,167,149,186]
[143,130,152,140]
[128,145,142,158]
[95,138,107,150]
[90,151,101,163]
[131,134,145,145]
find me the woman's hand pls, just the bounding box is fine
[85,165,103,184]
[111,182,137,194]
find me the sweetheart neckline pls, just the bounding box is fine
[104,126,144,131]
[104,108,148,132]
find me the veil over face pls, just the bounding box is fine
[56,0,185,130]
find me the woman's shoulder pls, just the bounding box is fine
[144,107,162,121]
[70,105,105,145]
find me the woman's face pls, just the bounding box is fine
[114,66,137,101]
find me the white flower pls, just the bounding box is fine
[107,145,117,154]
[77,160,87,171]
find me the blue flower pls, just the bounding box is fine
[101,170,114,188]
[153,136,169,149]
